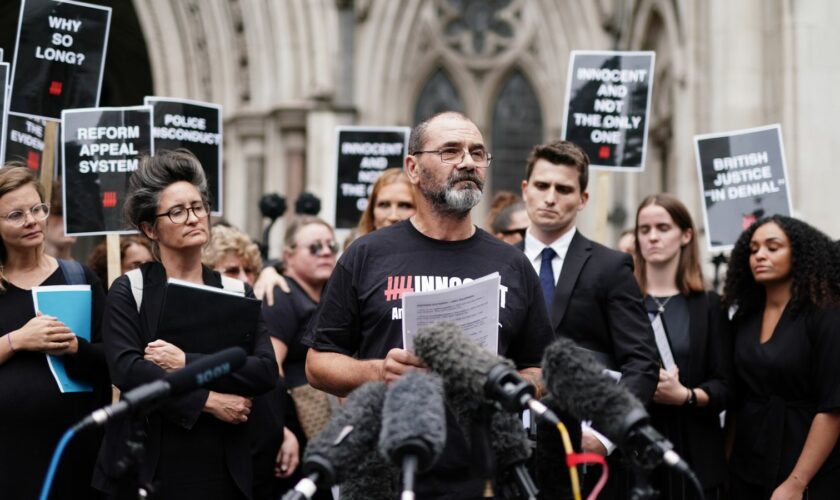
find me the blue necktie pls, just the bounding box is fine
[539,247,557,310]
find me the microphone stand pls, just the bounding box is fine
[112,416,158,499]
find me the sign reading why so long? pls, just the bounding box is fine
[694,124,792,251]
[562,50,655,171]
[10,0,111,120]
[334,126,410,229]
[61,106,152,236]
[145,97,223,215]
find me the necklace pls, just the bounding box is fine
[651,295,675,314]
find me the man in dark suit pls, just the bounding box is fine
[518,140,658,482]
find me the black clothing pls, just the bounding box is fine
[648,292,732,498]
[518,231,658,403]
[259,276,330,499]
[730,305,840,498]
[263,276,317,388]
[0,264,108,500]
[646,294,691,372]
[305,220,554,499]
[93,262,277,500]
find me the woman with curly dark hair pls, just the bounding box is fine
[723,215,840,499]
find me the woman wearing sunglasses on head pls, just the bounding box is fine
[260,215,338,499]
[0,165,109,500]
[93,150,277,500]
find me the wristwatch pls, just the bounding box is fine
[685,388,698,407]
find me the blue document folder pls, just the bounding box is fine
[32,285,93,393]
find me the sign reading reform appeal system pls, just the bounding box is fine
[562,50,655,171]
[694,124,792,251]
[61,106,152,235]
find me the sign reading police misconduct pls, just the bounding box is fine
[334,126,410,229]
[144,97,223,215]
[10,0,111,121]
[562,50,655,171]
[694,124,792,251]
[61,106,152,236]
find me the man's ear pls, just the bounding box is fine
[578,191,589,211]
[404,155,420,185]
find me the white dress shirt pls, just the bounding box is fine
[524,226,617,454]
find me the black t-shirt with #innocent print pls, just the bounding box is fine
[304,219,553,500]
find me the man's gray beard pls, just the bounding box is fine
[420,171,484,216]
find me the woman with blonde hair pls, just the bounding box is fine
[0,165,108,499]
[357,167,416,235]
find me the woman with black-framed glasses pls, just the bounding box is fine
[93,150,277,500]
[261,215,337,500]
[0,165,109,500]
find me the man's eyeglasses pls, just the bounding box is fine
[0,203,50,226]
[411,147,492,167]
[295,240,339,256]
[155,203,210,224]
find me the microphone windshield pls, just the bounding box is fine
[166,346,248,394]
[542,337,646,445]
[303,381,387,485]
[414,321,515,416]
[379,371,447,472]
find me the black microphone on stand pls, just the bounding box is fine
[542,337,705,499]
[282,382,390,500]
[414,321,559,424]
[379,371,447,500]
[74,346,247,430]
[414,322,540,499]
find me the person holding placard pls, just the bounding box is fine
[0,165,108,500]
[723,216,840,499]
[633,193,731,499]
[93,150,277,500]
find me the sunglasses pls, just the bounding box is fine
[296,240,339,256]
[499,227,528,239]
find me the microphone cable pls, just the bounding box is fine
[38,419,87,500]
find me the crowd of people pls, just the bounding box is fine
[0,110,839,500]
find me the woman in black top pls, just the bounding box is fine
[0,165,108,499]
[633,193,731,498]
[723,215,840,499]
[261,215,337,499]
[93,151,277,500]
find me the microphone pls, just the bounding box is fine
[542,337,690,473]
[379,371,447,500]
[283,381,392,500]
[414,321,559,424]
[414,322,539,499]
[76,346,247,429]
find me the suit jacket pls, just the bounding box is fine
[650,291,732,491]
[520,230,658,403]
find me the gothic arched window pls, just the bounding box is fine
[413,69,465,124]
[491,71,543,193]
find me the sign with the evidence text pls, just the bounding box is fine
[10,0,111,121]
[694,124,792,251]
[144,97,223,215]
[61,106,152,235]
[4,114,50,173]
[0,63,9,165]
[562,50,655,171]
[334,126,410,229]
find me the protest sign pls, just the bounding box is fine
[10,0,111,121]
[562,50,655,171]
[61,106,152,235]
[694,124,792,251]
[0,63,8,164]
[3,113,51,173]
[334,126,410,229]
[144,97,223,215]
